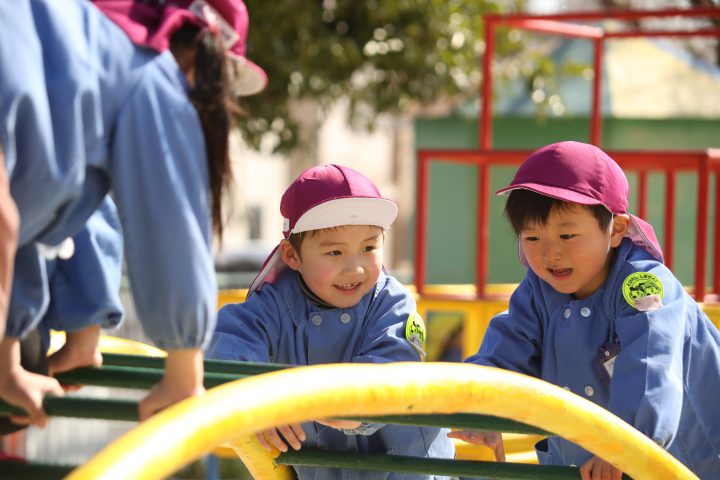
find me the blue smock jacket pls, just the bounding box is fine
[209,269,455,480]
[0,0,216,349]
[467,238,720,479]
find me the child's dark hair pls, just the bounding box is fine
[170,23,238,239]
[505,189,613,236]
[287,226,384,257]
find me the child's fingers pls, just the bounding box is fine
[263,427,290,452]
[277,424,302,450]
[446,430,473,442]
[255,431,274,451]
[290,422,306,442]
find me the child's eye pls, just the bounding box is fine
[523,236,539,242]
[560,234,577,240]
[363,245,378,252]
[326,250,342,256]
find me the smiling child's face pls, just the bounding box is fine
[520,204,627,299]
[281,225,384,308]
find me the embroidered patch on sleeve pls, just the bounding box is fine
[405,312,427,355]
[622,272,664,311]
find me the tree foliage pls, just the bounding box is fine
[238,0,526,153]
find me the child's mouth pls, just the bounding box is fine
[548,268,572,279]
[335,282,362,291]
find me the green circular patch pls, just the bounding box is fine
[622,272,664,309]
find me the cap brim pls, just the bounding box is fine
[496,184,603,207]
[293,197,398,234]
[226,53,268,96]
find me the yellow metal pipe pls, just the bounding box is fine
[67,363,698,480]
[224,435,293,480]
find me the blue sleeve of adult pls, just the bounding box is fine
[465,277,543,378]
[608,263,686,447]
[44,196,123,332]
[109,52,216,350]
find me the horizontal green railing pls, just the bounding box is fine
[0,395,547,434]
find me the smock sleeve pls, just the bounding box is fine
[608,263,686,447]
[207,288,285,364]
[465,276,543,377]
[109,52,216,351]
[44,196,123,332]
[353,276,422,364]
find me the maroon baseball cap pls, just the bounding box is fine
[497,141,664,263]
[249,164,398,293]
[92,0,267,95]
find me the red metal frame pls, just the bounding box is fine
[415,7,720,300]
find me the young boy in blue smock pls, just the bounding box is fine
[451,141,720,480]
[208,164,454,480]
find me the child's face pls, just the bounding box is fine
[519,204,625,299]
[283,225,384,308]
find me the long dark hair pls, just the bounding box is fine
[170,23,235,239]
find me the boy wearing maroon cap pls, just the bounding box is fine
[453,141,720,479]
[208,164,454,480]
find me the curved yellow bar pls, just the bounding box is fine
[224,435,293,480]
[67,363,698,480]
[49,331,166,357]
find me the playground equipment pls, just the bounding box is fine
[2,6,719,479]
[0,352,700,480]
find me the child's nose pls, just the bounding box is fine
[542,241,561,260]
[343,257,365,274]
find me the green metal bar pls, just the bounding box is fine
[277,448,583,480]
[102,352,291,375]
[0,397,139,422]
[0,461,75,480]
[54,365,244,389]
[0,395,545,435]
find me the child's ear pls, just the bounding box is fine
[610,214,630,247]
[279,240,301,270]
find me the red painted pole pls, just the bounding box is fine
[637,171,648,220]
[480,18,495,149]
[414,153,429,296]
[709,149,720,296]
[695,155,710,301]
[664,170,676,270]
[590,37,604,146]
[477,164,489,298]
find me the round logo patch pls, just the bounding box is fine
[405,312,426,353]
[622,272,664,309]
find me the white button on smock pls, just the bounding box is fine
[563,308,571,319]
[311,315,322,326]
[340,313,351,324]
[584,386,595,396]
[580,307,591,317]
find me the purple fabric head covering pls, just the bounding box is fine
[92,0,267,95]
[249,164,398,294]
[497,141,664,263]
